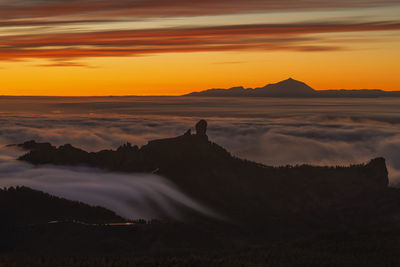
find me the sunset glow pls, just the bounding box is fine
[1,0,399,95]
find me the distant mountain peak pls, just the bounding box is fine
[255,78,315,96]
[271,77,311,86]
[282,77,295,82]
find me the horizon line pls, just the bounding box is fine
[1,88,399,97]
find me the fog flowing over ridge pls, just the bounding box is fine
[0,96,399,214]
[0,147,220,220]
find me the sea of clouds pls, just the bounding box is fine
[0,96,399,218]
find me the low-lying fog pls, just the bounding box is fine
[1,96,399,218]
[0,147,220,220]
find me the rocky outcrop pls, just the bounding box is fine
[365,157,389,189]
[16,120,393,226]
[195,119,207,136]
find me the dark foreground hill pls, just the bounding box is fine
[4,120,400,266]
[0,186,124,226]
[185,78,400,98]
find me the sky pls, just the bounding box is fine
[0,0,400,95]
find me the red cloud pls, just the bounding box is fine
[1,0,398,21]
[0,21,399,62]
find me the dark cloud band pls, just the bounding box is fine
[1,21,399,62]
[1,0,398,20]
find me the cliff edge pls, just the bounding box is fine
[16,120,392,226]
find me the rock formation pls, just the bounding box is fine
[15,120,395,227]
[195,119,207,136]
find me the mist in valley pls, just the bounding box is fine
[1,96,400,218]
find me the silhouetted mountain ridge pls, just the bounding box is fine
[185,78,400,97]
[16,120,399,228]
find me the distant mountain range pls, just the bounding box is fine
[184,78,400,98]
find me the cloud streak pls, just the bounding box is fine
[0,0,398,66]
[0,21,399,61]
[1,0,398,21]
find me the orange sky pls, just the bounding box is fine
[0,1,399,95]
